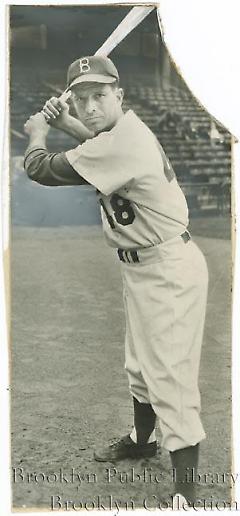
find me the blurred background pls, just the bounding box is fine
[10,5,231,229]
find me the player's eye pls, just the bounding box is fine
[73,94,84,103]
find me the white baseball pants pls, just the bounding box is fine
[120,235,208,452]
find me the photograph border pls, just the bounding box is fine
[1,1,240,514]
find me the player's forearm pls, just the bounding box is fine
[60,115,94,142]
[24,146,89,187]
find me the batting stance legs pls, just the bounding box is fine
[95,235,208,504]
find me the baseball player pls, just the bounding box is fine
[24,56,208,506]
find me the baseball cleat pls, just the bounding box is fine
[94,434,157,462]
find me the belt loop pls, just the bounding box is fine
[117,249,140,263]
[130,250,140,263]
[124,251,131,263]
[117,249,125,262]
[181,231,191,244]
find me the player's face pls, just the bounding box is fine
[71,82,124,135]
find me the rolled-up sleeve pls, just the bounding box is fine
[24,145,89,187]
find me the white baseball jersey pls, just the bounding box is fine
[66,110,189,250]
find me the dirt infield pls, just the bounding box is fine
[11,226,232,511]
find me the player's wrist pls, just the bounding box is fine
[59,113,74,130]
[28,131,47,147]
[62,115,94,142]
[29,128,48,136]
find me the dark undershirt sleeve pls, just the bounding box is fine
[24,147,89,187]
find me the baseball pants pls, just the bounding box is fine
[120,234,208,452]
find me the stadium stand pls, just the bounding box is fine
[10,64,231,217]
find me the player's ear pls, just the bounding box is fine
[116,87,124,104]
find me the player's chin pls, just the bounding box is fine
[84,118,108,134]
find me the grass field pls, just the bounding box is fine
[10,222,232,510]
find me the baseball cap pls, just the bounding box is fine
[67,56,119,90]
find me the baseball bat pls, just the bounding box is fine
[40,6,155,113]
[28,7,155,125]
[95,5,155,57]
[58,5,155,101]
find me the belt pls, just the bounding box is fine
[117,231,191,264]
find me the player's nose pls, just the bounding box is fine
[85,97,97,114]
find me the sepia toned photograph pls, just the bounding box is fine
[9,3,232,512]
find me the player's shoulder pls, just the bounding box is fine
[77,110,148,152]
[111,109,155,148]
[115,109,150,133]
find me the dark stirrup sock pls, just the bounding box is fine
[133,397,157,444]
[170,443,200,504]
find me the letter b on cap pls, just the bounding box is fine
[79,58,90,74]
